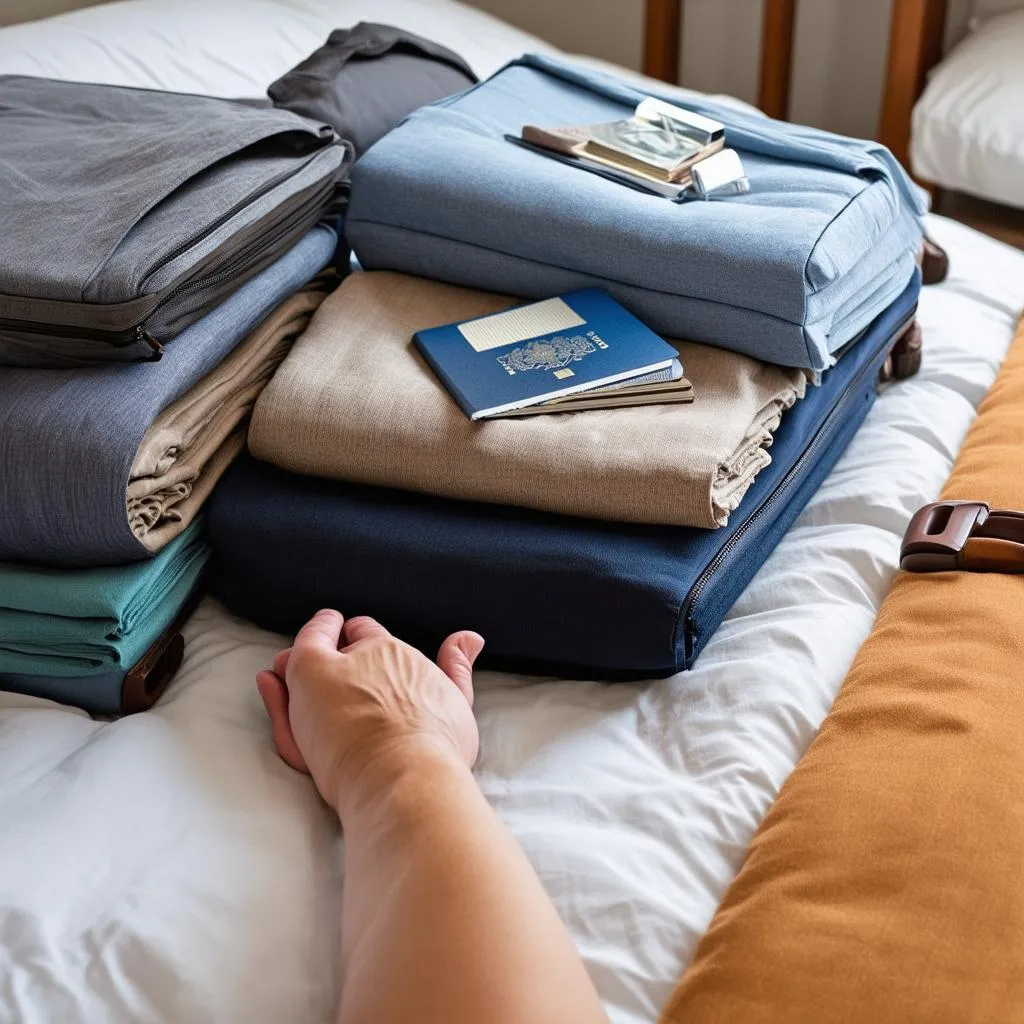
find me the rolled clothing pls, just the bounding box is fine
[0,521,208,679]
[0,225,336,568]
[249,271,812,529]
[268,22,477,159]
[127,286,327,553]
[346,54,925,370]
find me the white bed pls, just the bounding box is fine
[2,4,1023,1022]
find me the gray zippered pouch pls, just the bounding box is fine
[0,75,347,367]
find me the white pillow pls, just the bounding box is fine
[0,0,557,96]
[912,7,1024,208]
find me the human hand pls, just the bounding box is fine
[256,610,484,817]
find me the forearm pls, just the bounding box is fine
[336,747,607,1024]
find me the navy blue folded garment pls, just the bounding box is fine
[0,226,336,569]
[347,54,925,370]
[209,275,919,678]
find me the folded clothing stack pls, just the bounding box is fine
[0,523,208,714]
[211,267,921,676]
[0,227,336,568]
[0,230,336,712]
[249,271,812,528]
[0,24,481,713]
[346,54,926,370]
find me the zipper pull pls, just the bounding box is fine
[139,325,163,361]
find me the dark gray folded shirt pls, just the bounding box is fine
[267,22,477,159]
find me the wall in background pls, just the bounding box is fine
[472,0,974,139]
[2,0,975,138]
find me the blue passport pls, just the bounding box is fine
[414,288,679,420]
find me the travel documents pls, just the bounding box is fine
[515,95,748,200]
[413,288,684,420]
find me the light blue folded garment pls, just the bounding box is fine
[0,225,337,568]
[347,54,925,369]
[0,520,208,679]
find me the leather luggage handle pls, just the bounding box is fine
[901,501,1024,573]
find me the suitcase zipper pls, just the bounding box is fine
[141,138,337,285]
[680,310,916,658]
[1,170,336,358]
[0,318,161,354]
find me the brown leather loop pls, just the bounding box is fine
[118,582,205,714]
[960,537,1024,573]
[902,501,1024,574]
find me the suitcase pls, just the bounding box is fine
[209,273,921,679]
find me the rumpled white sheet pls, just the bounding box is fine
[1,217,1021,1024]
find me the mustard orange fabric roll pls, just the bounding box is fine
[662,318,1024,1024]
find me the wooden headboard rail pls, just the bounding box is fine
[642,0,948,173]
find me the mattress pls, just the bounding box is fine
[911,7,1024,209]
[1,3,1023,1023]
[1,214,1020,1023]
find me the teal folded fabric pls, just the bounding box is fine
[0,521,208,677]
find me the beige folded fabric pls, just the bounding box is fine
[128,288,326,551]
[250,272,812,528]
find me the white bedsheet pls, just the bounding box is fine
[2,2,1024,1021]
[2,218,1021,1024]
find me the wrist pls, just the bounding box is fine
[332,734,473,823]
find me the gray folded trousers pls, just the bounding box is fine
[0,74,347,368]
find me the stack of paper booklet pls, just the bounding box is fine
[510,96,747,200]
[414,288,694,420]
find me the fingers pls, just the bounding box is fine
[292,609,344,660]
[273,647,291,679]
[341,615,391,649]
[256,670,309,775]
[437,630,485,706]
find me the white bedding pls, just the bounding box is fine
[2,4,1024,1023]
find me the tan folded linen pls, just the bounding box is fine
[127,288,325,552]
[250,272,811,528]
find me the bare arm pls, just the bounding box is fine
[257,610,607,1024]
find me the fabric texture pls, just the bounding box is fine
[250,271,811,528]
[346,54,925,370]
[0,226,336,568]
[661,315,1024,1024]
[219,272,918,677]
[0,522,209,678]
[268,21,476,159]
[128,286,327,553]
[0,76,344,366]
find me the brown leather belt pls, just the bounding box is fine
[901,501,1024,573]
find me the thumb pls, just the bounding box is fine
[437,631,485,707]
[256,670,309,775]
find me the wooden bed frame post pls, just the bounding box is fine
[757,0,797,120]
[878,0,947,173]
[642,0,682,83]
